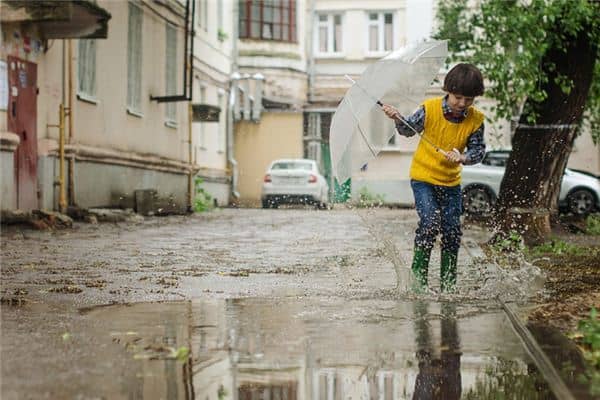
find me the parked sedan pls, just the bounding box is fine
[461,150,600,216]
[261,159,329,209]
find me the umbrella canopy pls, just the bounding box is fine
[329,40,448,183]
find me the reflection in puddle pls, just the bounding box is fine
[85,298,552,399]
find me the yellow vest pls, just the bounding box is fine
[410,97,484,187]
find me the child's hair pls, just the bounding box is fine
[443,63,484,97]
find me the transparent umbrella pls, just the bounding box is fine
[329,40,448,183]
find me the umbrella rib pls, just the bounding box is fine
[345,96,378,157]
[347,77,444,154]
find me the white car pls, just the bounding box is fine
[261,159,329,209]
[461,150,600,216]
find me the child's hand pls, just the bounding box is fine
[444,148,466,164]
[381,104,402,121]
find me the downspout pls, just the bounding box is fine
[307,0,315,103]
[58,105,67,213]
[67,39,75,207]
[188,102,193,212]
[58,41,67,213]
[186,0,195,212]
[227,0,240,200]
[228,73,240,200]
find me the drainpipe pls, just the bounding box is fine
[307,0,315,103]
[57,40,67,213]
[227,0,240,201]
[188,101,194,212]
[58,103,67,213]
[67,39,75,207]
[227,72,240,199]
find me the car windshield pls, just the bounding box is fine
[271,161,313,171]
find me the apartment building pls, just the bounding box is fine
[233,0,309,206]
[306,0,598,206]
[1,0,196,213]
[1,1,111,211]
[192,0,235,206]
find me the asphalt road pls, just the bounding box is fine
[1,208,550,399]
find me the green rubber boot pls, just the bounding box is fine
[441,251,458,292]
[411,247,431,290]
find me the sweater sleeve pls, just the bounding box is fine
[395,106,425,137]
[463,123,486,165]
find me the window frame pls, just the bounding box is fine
[197,0,208,32]
[199,85,207,149]
[127,1,143,116]
[365,11,395,56]
[165,22,178,127]
[238,0,297,43]
[77,39,97,103]
[217,90,226,153]
[314,12,343,57]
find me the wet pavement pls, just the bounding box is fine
[0,208,561,399]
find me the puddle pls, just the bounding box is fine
[528,323,597,400]
[82,298,555,399]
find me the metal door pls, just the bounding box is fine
[7,56,38,210]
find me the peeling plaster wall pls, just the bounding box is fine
[234,112,304,205]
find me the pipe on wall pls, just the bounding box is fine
[227,0,240,201]
[58,103,67,213]
[227,73,240,200]
[67,39,75,207]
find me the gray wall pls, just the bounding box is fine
[36,156,190,212]
[1,151,16,210]
[197,177,230,207]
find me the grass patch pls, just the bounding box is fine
[356,187,386,208]
[528,239,589,257]
[587,214,600,235]
[194,177,214,212]
[570,308,600,396]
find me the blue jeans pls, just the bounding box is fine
[411,180,462,253]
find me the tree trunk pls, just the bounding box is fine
[494,19,597,246]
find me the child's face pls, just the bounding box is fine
[447,93,475,115]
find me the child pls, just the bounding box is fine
[382,63,486,292]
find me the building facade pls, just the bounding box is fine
[1,0,197,213]
[233,0,309,206]
[192,0,235,207]
[1,0,596,213]
[305,0,598,207]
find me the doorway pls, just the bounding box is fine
[7,56,38,210]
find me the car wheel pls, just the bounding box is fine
[567,189,595,216]
[462,187,493,215]
[261,199,269,209]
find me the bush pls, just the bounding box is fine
[356,186,386,208]
[587,214,600,235]
[194,177,213,212]
[573,308,600,396]
[528,239,586,257]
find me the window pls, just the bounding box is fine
[199,86,207,149]
[127,2,143,114]
[197,0,208,31]
[218,91,225,152]
[239,0,297,42]
[78,40,96,99]
[272,161,313,171]
[377,372,395,400]
[165,23,177,124]
[367,12,393,53]
[313,370,338,400]
[316,14,342,54]
[217,0,224,39]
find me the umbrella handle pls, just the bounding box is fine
[345,74,446,155]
